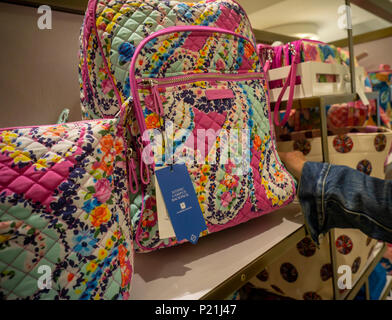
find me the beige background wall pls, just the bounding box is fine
[0,2,84,128]
[352,36,392,72]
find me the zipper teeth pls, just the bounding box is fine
[138,72,264,86]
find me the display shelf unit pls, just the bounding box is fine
[380,275,392,300]
[273,94,385,300]
[129,203,304,300]
[273,89,386,301]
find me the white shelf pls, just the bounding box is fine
[129,203,304,300]
[343,241,386,300]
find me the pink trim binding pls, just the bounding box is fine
[273,57,297,126]
[128,158,139,194]
[272,40,302,127]
[230,0,258,45]
[81,0,108,119]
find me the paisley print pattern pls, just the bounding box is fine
[352,257,361,274]
[80,0,295,252]
[256,269,269,282]
[303,292,322,300]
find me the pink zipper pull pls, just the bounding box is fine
[127,148,139,194]
[139,149,150,185]
[149,79,164,116]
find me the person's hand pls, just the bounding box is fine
[278,151,307,180]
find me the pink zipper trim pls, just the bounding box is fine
[129,25,257,146]
[231,0,257,45]
[81,0,102,117]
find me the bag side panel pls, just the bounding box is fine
[0,119,134,299]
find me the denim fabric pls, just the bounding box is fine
[298,161,392,245]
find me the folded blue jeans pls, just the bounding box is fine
[298,161,392,244]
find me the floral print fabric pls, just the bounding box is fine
[79,0,295,253]
[130,28,296,251]
[79,0,256,119]
[0,119,133,299]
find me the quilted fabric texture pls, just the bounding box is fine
[79,0,295,253]
[129,28,296,251]
[79,0,256,119]
[0,119,134,299]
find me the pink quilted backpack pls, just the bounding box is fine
[79,0,296,253]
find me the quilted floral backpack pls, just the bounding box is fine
[0,109,134,299]
[79,0,296,253]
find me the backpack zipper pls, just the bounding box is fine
[136,72,264,88]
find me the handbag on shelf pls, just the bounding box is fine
[79,0,296,253]
[0,113,134,300]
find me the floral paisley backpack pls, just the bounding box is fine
[79,0,296,253]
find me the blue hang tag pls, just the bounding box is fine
[155,164,207,244]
